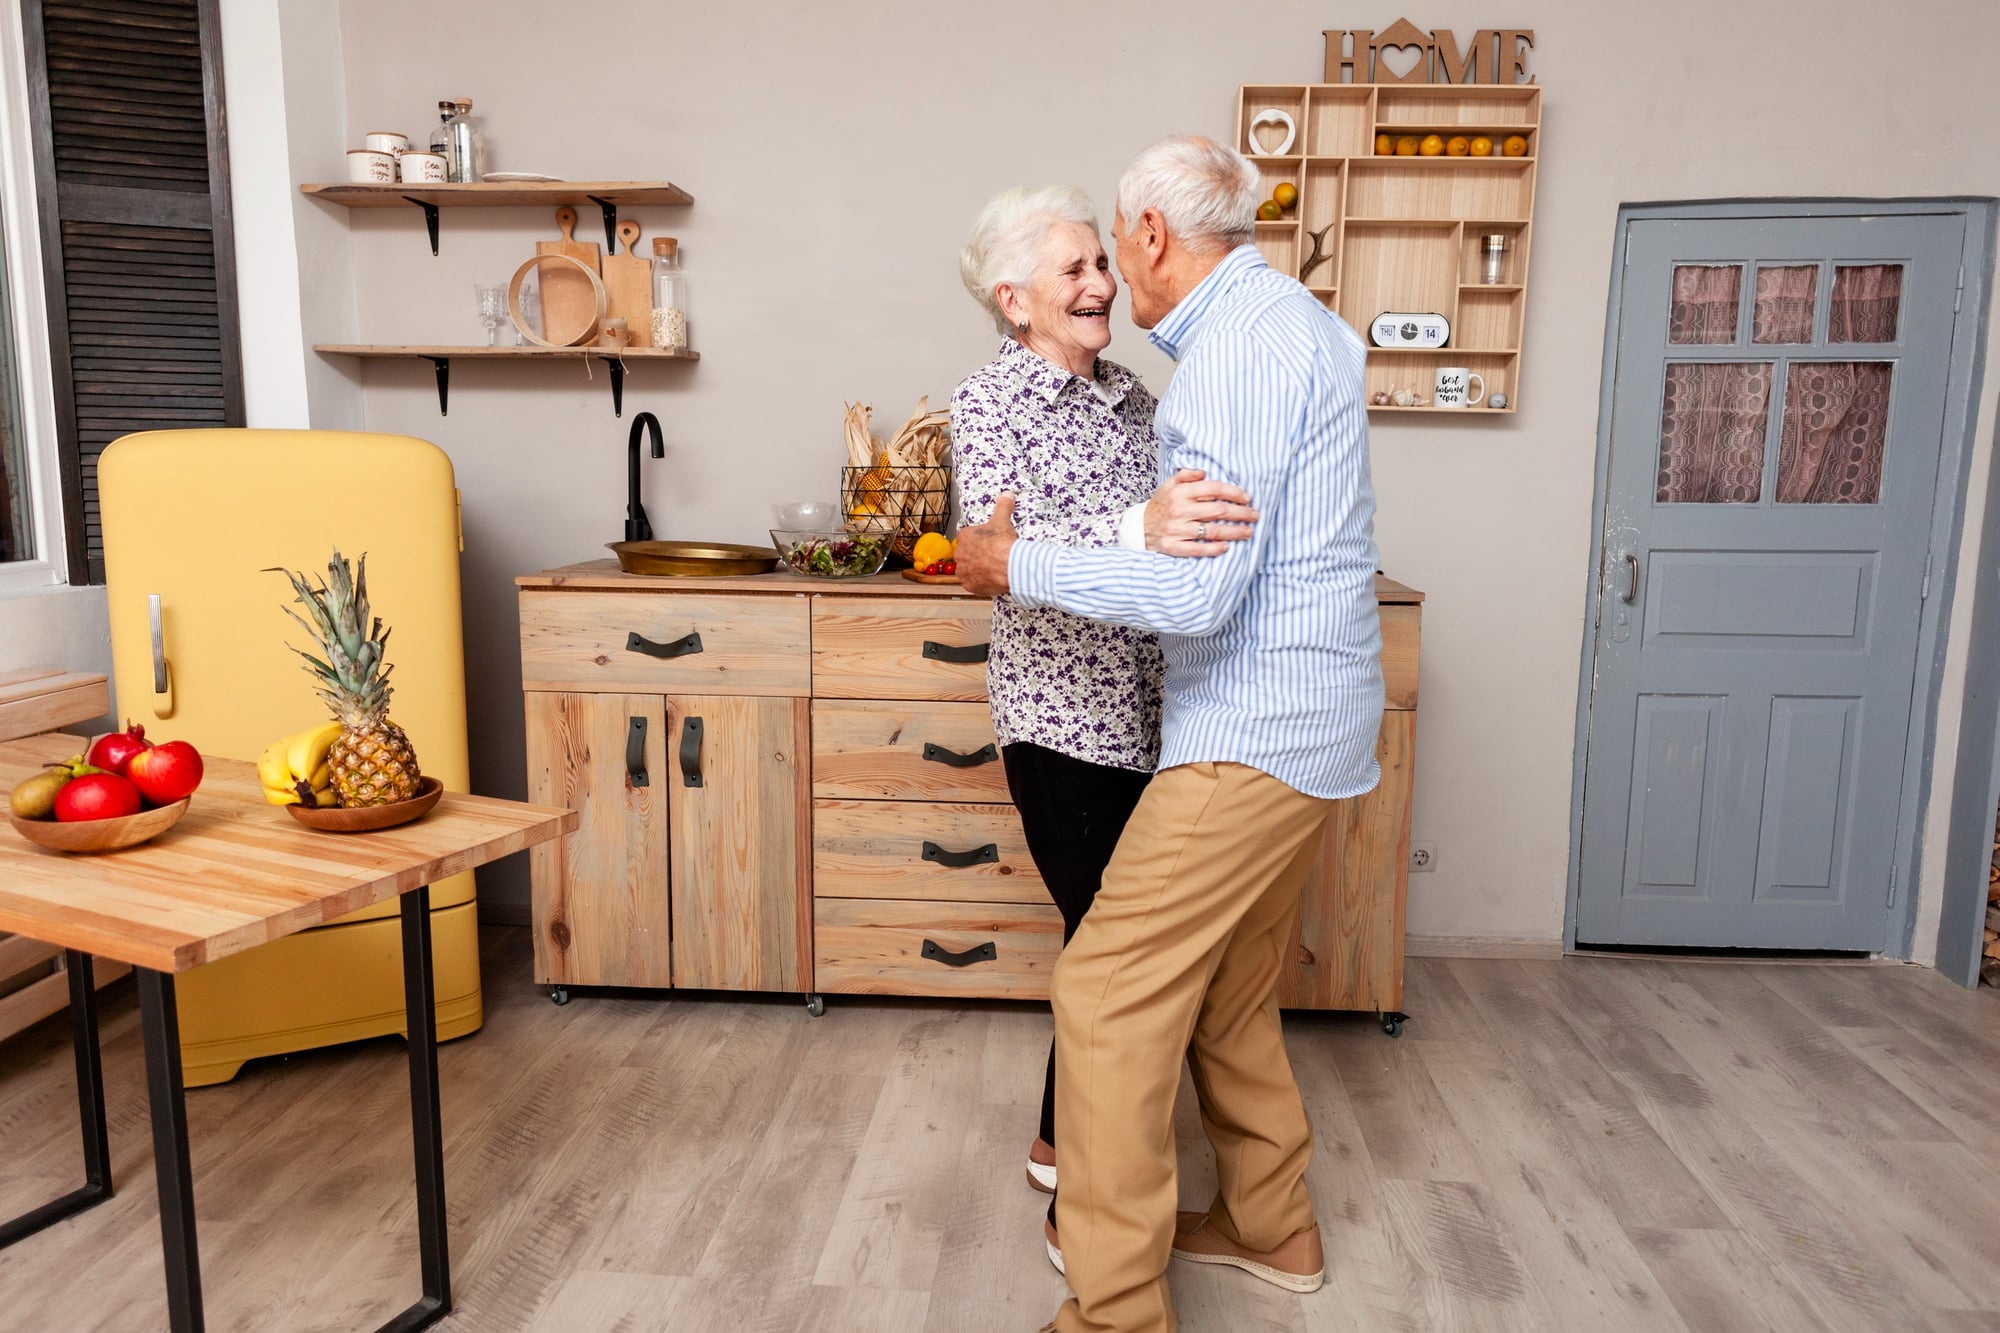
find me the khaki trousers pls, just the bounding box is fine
[1050,762,1332,1333]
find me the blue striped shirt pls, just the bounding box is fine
[1007,244,1384,800]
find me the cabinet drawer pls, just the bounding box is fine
[1381,604,1419,710]
[520,591,810,695]
[812,700,1009,802]
[815,898,1061,1000]
[813,799,1046,904]
[812,597,992,701]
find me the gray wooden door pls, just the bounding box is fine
[1578,212,1965,950]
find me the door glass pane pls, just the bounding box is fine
[1829,264,1903,343]
[1656,362,1773,504]
[1752,265,1817,344]
[1668,264,1741,345]
[1776,362,1892,504]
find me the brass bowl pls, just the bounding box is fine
[9,796,191,854]
[286,776,443,833]
[606,541,781,577]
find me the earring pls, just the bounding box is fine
[1016,321,1030,335]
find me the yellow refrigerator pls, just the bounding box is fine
[97,428,481,1086]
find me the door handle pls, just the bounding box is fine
[922,742,998,768]
[678,715,704,788]
[148,594,170,694]
[626,716,648,787]
[626,629,703,659]
[922,640,989,665]
[922,840,998,868]
[921,938,998,968]
[1615,553,1640,604]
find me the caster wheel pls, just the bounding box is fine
[806,994,825,1018]
[1378,1012,1404,1038]
[549,986,570,1007]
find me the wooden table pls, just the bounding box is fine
[0,735,575,1332]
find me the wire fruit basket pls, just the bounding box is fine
[841,465,950,563]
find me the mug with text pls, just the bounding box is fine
[1434,366,1485,408]
[399,151,447,183]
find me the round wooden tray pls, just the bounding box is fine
[286,776,443,833]
[9,796,192,854]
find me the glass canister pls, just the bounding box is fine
[650,238,688,350]
[427,100,455,166]
[430,97,484,182]
[1480,233,1511,285]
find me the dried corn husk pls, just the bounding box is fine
[839,395,953,556]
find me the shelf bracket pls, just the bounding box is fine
[403,197,441,256]
[586,195,618,250]
[607,355,626,417]
[423,355,449,415]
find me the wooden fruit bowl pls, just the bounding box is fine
[285,776,442,833]
[8,797,192,854]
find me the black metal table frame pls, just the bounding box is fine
[0,886,451,1333]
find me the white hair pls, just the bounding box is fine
[1114,135,1261,253]
[959,185,1100,336]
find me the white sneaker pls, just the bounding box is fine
[1026,1138,1057,1194]
[1044,1216,1064,1274]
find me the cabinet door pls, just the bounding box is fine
[525,691,670,988]
[668,695,811,991]
[1280,709,1413,1012]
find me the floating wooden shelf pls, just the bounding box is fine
[314,343,698,417]
[1238,82,1539,416]
[299,180,693,253]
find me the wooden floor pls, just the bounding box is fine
[4,930,2000,1331]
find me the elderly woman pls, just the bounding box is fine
[952,185,1256,1196]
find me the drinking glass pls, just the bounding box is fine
[513,283,541,346]
[474,282,507,346]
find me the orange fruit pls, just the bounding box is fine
[1256,199,1282,221]
[1502,134,1529,157]
[1445,136,1470,157]
[1272,181,1298,209]
[1375,133,1393,155]
[1469,135,1494,157]
[1419,134,1445,157]
[1395,136,1420,156]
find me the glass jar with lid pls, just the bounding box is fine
[650,238,688,350]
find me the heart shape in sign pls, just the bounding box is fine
[1246,109,1296,157]
[1376,41,1427,81]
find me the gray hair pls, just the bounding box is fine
[959,185,1100,336]
[1114,135,1261,253]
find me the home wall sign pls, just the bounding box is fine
[1323,19,1534,84]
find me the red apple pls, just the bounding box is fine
[53,772,143,822]
[86,720,151,775]
[127,740,203,805]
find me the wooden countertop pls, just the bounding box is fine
[519,560,1424,604]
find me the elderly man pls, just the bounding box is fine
[955,134,1384,1333]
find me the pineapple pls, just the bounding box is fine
[271,549,421,807]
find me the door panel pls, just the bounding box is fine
[669,695,811,991]
[1578,211,1964,950]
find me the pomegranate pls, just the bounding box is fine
[53,772,143,822]
[85,721,151,776]
[127,740,204,806]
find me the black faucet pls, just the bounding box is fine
[627,412,663,542]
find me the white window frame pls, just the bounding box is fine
[0,0,68,594]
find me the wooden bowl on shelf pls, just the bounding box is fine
[8,797,192,854]
[285,776,443,833]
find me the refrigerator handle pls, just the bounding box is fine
[148,594,171,695]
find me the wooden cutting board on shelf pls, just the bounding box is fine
[536,206,601,345]
[602,219,651,342]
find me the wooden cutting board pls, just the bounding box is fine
[536,206,601,345]
[602,219,651,343]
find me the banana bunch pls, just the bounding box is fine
[259,722,341,807]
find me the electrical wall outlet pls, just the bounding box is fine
[1409,841,1436,873]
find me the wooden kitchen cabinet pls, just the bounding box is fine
[518,564,1421,1023]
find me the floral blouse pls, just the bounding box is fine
[951,338,1164,772]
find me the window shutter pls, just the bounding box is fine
[23,0,243,583]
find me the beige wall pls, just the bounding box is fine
[297,0,2000,942]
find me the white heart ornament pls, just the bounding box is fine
[1246,109,1296,157]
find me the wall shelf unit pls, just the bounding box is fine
[1237,83,1539,414]
[299,180,694,253]
[315,344,699,416]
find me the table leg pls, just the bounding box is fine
[138,967,203,1333]
[0,950,113,1246]
[378,884,450,1333]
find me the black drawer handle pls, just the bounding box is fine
[627,629,704,659]
[923,840,998,868]
[922,742,998,769]
[626,716,649,788]
[679,715,704,788]
[922,939,998,968]
[922,640,989,665]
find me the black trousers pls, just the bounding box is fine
[1002,742,1153,1148]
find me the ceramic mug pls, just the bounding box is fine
[364,131,409,158]
[346,148,395,184]
[1434,366,1485,408]
[398,151,446,183]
